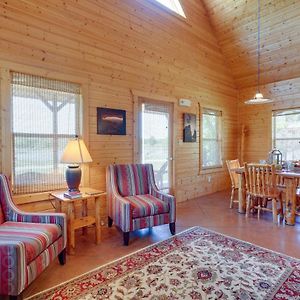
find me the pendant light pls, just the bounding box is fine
[245,0,273,104]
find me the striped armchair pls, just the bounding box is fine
[106,164,176,245]
[0,175,67,299]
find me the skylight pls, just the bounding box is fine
[153,0,186,18]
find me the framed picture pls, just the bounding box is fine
[183,113,196,142]
[97,107,126,135]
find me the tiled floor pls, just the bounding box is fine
[24,190,300,298]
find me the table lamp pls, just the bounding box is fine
[61,136,92,192]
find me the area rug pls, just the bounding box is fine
[28,227,300,300]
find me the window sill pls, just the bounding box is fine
[199,166,225,175]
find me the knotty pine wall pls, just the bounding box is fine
[238,78,300,163]
[0,0,238,216]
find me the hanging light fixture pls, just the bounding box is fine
[245,0,273,105]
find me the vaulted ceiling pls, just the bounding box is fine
[202,0,300,89]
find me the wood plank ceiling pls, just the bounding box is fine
[202,0,300,89]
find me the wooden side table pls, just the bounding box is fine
[51,188,106,255]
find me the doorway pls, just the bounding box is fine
[138,99,174,192]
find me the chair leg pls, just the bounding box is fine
[279,196,284,217]
[272,199,278,224]
[123,232,130,246]
[58,248,66,265]
[276,197,284,222]
[9,294,23,300]
[169,222,176,235]
[230,187,234,208]
[108,216,113,227]
[246,194,251,217]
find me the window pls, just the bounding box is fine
[272,109,300,161]
[11,72,81,194]
[152,0,186,18]
[201,108,222,169]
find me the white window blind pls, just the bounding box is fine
[272,109,300,161]
[11,72,81,194]
[202,108,222,169]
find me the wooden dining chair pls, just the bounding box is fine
[226,159,240,208]
[244,163,283,223]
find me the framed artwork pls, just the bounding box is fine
[183,113,196,142]
[97,107,126,135]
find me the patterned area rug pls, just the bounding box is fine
[29,227,300,300]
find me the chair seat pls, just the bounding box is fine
[247,187,281,199]
[125,194,169,219]
[0,221,62,264]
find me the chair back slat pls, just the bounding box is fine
[245,163,276,197]
[226,159,240,189]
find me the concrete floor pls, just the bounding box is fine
[24,189,300,298]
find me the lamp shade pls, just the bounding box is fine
[61,138,92,164]
[244,92,273,105]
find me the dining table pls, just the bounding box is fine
[233,167,300,225]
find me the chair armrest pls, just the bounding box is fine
[106,165,132,232]
[150,189,176,223]
[0,242,26,296]
[8,211,67,249]
[110,192,131,232]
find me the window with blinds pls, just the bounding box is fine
[272,109,300,160]
[11,72,81,194]
[201,108,222,169]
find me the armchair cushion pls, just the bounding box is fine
[0,221,62,264]
[116,164,149,197]
[125,194,170,219]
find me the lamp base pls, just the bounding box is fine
[65,166,81,192]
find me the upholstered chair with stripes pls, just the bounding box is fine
[0,175,67,300]
[106,164,176,245]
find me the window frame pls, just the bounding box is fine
[0,66,89,195]
[146,0,187,20]
[272,108,300,161]
[200,107,223,171]
[11,72,83,194]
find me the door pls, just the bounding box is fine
[138,99,174,192]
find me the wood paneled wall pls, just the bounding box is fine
[0,0,238,212]
[203,0,300,88]
[238,78,300,163]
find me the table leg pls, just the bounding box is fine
[67,202,76,255]
[95,196,101,245]
[82,199,88,236]
[55,199,62,213]
[285,178,297,226]
[238,173,246,213]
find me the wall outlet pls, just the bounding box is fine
[101,220,105,226]
[208,176,212,183]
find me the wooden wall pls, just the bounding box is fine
[203,0,300,164]
[0,0,238,214]
[203,0,300,89]
[238,78,300,163]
